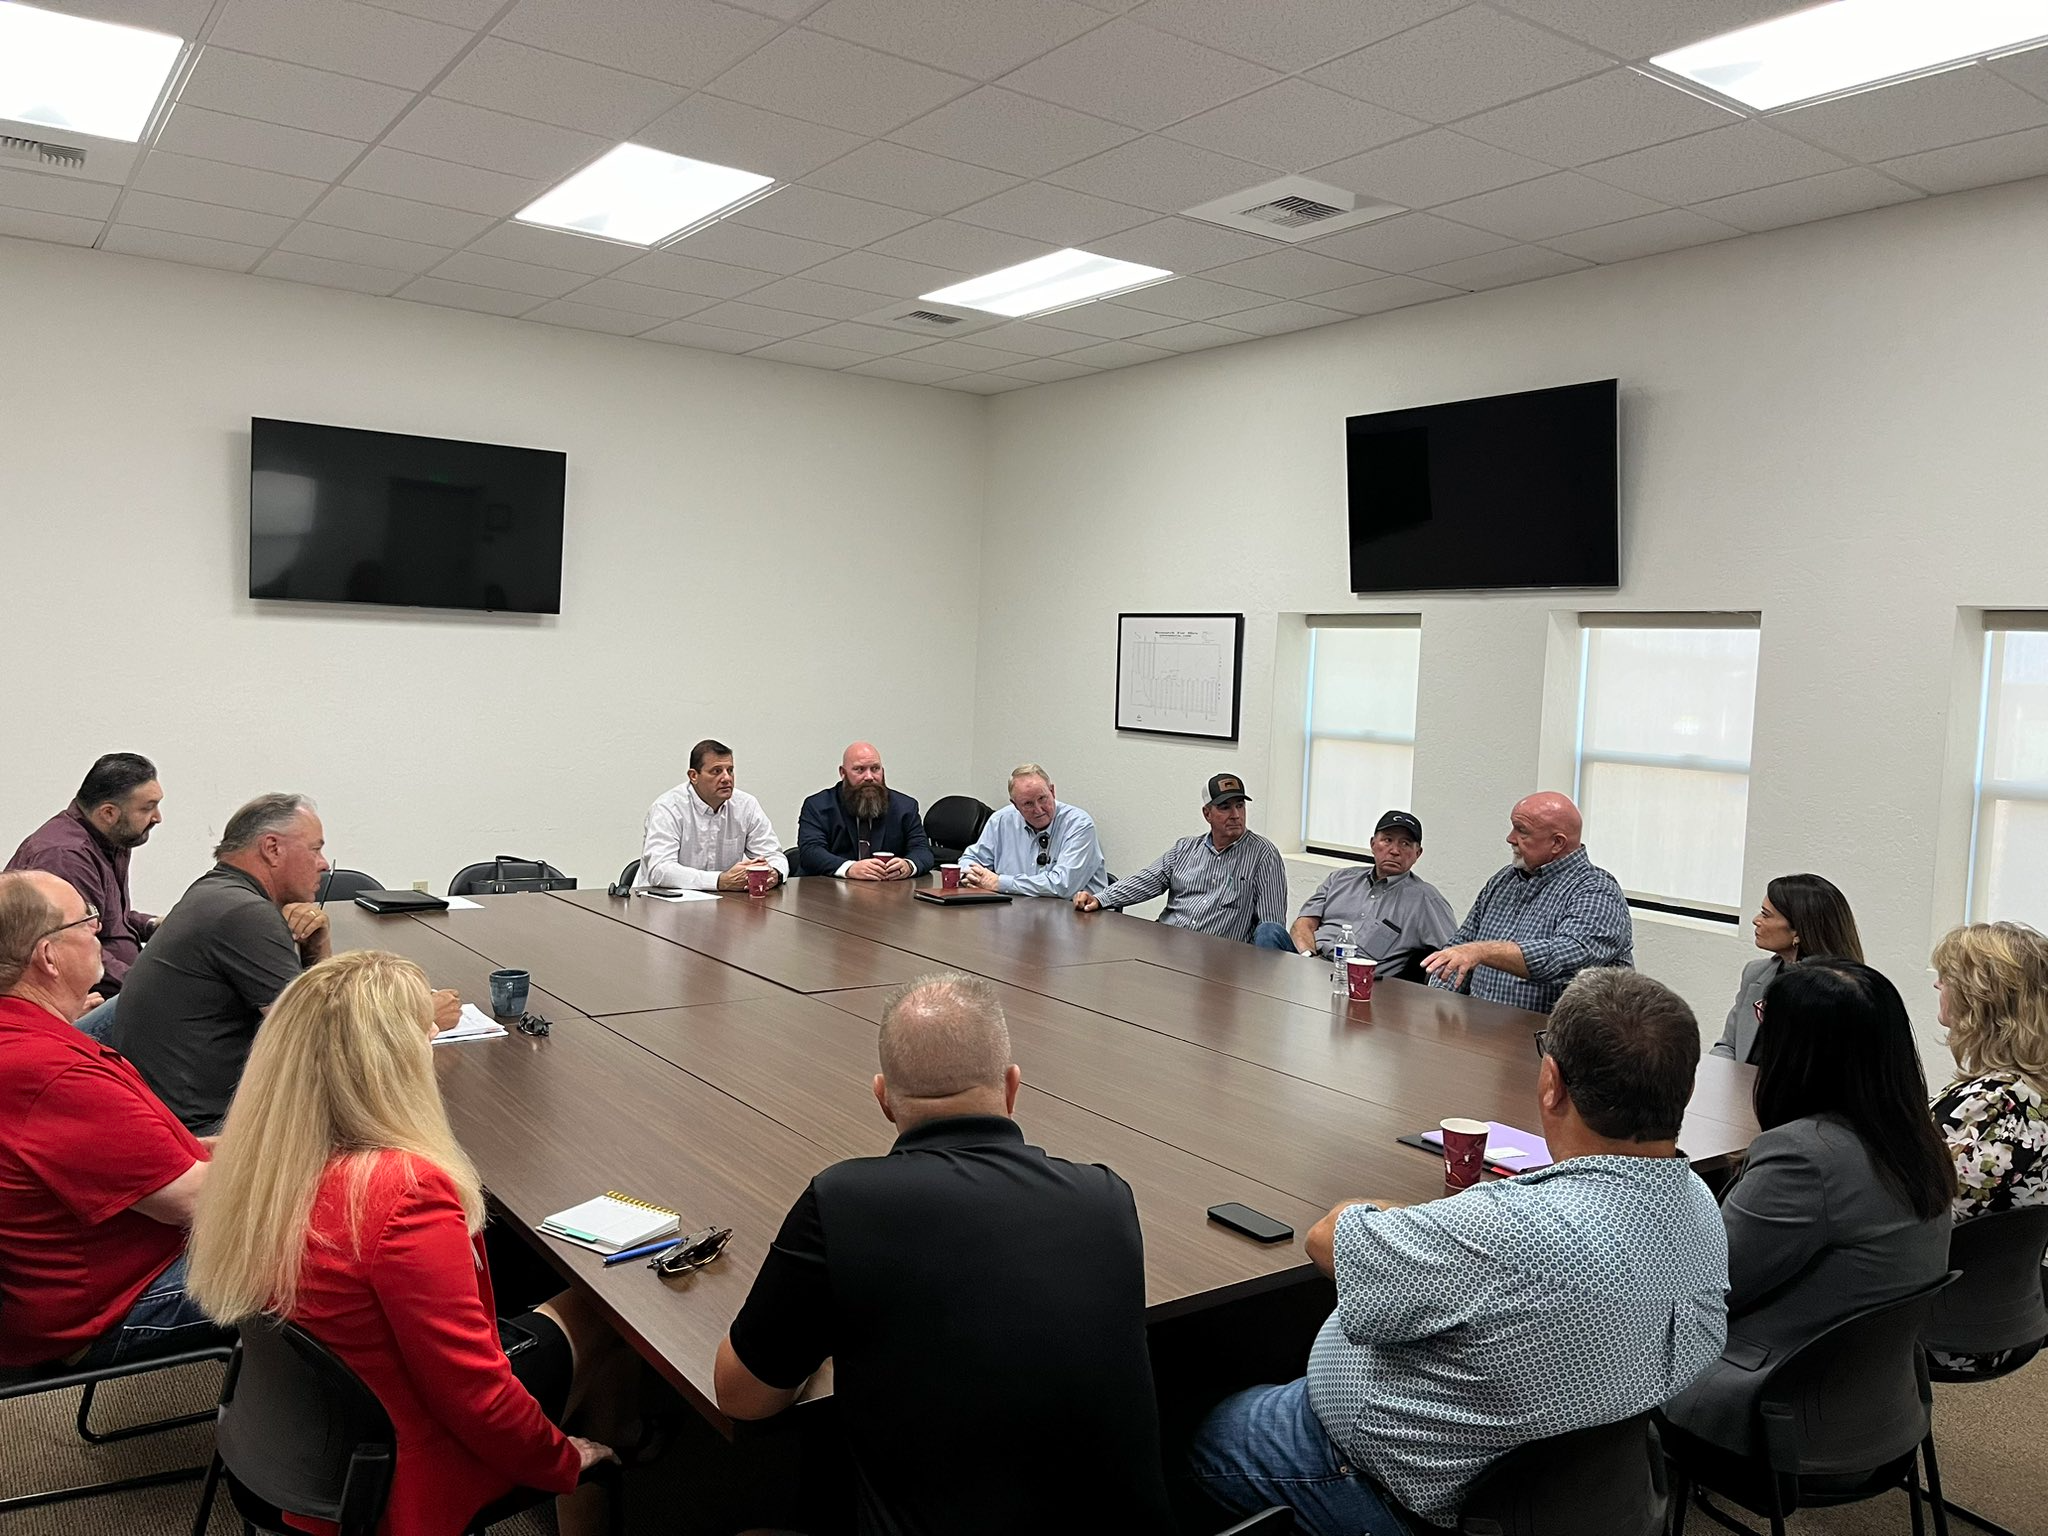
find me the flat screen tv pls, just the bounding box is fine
[248,418,566,614]
[1346,379,1618,593]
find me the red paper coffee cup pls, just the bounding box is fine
[1440,1117,1488,1191]
[941,864,961,890]
[745,866,772,897]
[1345,954,1377,1001]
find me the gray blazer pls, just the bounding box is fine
[1711,954,1783,1063]
[1661,1114,1952,1454]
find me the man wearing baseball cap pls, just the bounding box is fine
[1073,775,1288,945]
[1252,810,1458,982]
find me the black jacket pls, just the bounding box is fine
[795,784,934,877]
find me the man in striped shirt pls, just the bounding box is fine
[1074,775,1289,944]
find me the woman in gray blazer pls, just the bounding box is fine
[1713,874,1864,1062]
[1665,960,1955,1455]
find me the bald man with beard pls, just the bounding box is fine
[793,742,935,880]
[1421,791,1634,1013]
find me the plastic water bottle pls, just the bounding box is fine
[1331,923,1354,995]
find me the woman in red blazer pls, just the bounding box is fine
[188,951,630,1536]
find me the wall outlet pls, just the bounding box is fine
[412,880,429,892]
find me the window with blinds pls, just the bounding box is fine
[1302,619,1421,857]
[1971,620,2048,929]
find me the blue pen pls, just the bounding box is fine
[602,1236,681,1267]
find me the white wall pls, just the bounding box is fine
[0,237,987,913]
[971,176,2048,1063]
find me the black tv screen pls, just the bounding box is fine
[249,418,565,614]
[1346,379,1618,593]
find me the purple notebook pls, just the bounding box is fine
[1419,1121,1554,1175]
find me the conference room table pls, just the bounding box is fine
[325,876,1759,1431]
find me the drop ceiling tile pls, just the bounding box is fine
[208,0,472,89]
[1413,243,1589,290]
[434,39,687,138]
[1582,121,1848,204]
[1203,298,1350,335]
[998,20,1280,132]
[255,250,411,294]
[899,338,1037,369]
[804,141,1022,216]
[1164,79,1423,171]
[732,185,925,245]
[397,275,537,315]
[1132,319,1254,350]
[523,298,668,335]
[1775,66,2048,164]
[804,0,1106,80]
[614,248,777,297]
[1056,336,1175,365]
[748,337,875,366]
[686,299,830,335]
[280,220,450,270]
[1200,246,1382,298]
[972,318,1101,353]
[1458,69,1741,168]
[949,179,1152,244]
[889,86,1137,177]
[722,0,827,21]
[1543,206,1739,262]
[154,105,365,182]
[1878,125,2048,195]
[494,0,780,88]
[47,0,212,33]
[1127,0,1465,72]
[464,222,642,275]
[801,247,965,296]
[705,30,973,137]
[846,356,972,383]
[304,186,495,245]
[132,151,325,217]
[0,207,103,245]
[179,48,414,141]
[113,190,292,246]
[1046,135,1271,214]
[1490,0,1809,61]
[1109,272,1267,318]
[668,219,843,274]
[1310,7,1607,124]
[1691,167,1921,232]
[1304,210,1513,270]
[428,249,586,297]
[1032,299,1180,337]
[797,320,934,354]
[1309,273,1461,314]
[637,96,863,182]
[1435,171,1665,242]
[737,274,894,317]
[363,0,502,23]
[344,148,543,217]
[1312,130,1554,209]
[868,218,1055,271]
[938,372,1034,391]
[567,279,723,318]
[101,224,267,271]
[382,99,609,183]
[1087,214,1275,270]
[641,318,784,351]
[1988,43,2048,102]
[1000,355,1101,380]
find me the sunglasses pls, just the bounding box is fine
[515,1012,552,1037]
[650,1225,733,1276]
[1036,831,1051,868]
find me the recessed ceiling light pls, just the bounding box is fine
[1653,0,2048,111]
[0,1,184,143]
[922,249,1173,318]
[516,143,775,247]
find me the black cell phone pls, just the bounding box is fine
[1207,1202,1295,1244]
[497,1317,540,1358]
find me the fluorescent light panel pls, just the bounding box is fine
[0,1,183,142]
[1654,0,2048,111]
[517,143,774,247]
[923,249,1173,318]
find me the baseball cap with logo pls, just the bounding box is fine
[1375,810,1423,842]
[1205,774,1251,808]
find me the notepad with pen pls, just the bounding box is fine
[539,1191,680,1254]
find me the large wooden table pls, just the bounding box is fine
[326,876,1758,1428]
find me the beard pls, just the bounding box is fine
[847,780,889,820]
[109,822,152,850]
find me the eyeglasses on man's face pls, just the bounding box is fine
[39,903,101,943]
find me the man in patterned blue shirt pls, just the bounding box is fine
[1421,791,1633,1012]
[1186,968,1728,1534]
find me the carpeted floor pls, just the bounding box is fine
[2,1357,2039,1535]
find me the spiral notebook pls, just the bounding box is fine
[539,1190,679,1254]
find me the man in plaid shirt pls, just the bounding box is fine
[1421,792,1632,1013]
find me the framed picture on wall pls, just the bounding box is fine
[1115,612,1245,742]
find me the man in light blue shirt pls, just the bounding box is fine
[959,764,1109,899]
[1185,968,1727,1534]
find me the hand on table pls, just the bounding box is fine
[845,858,891,881]
[1073,891,1103,913]
[961,865,1001,892]
[282,902,332,959]
[431,989,461,1031]
[1421,943,1483,988]
[876,856,914,881]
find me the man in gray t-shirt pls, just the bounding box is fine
[1252,811,1456,981]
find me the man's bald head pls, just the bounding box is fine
[1507,792,1583,872]
[0,870,93,1006]
[874,972,1019,1130]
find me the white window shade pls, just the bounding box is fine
[1303,623,1421,854]
[1972,628,2048,928]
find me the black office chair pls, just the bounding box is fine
[316,869,384,904]
[448,855,576,896]
[1662,1272,1959,1536]
[924,795,994,864]
[608,859,640,896]
[0,1339,233,1515]
[1439,1413,1668,1535]
[1917,1206,2048,1536]
[191,1318,620,1536]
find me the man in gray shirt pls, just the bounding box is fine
[1074,774,1288,944]
[1253,811,1458,982]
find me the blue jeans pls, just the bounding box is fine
[75,993,119,1042]
[1251,921,1301,951]
[1186,1379,1413,1536]
[79,1252,230,1368]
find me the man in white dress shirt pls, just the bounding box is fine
[642,739,788,893]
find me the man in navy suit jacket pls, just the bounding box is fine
[795,743,935,880]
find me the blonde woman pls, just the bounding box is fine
[188,951,628,1535]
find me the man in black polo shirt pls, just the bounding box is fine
[715,972,1171,1535]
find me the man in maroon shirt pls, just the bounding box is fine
[0,870,219,1370]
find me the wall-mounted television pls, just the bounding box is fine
[249,418,566,614]
[1346,379,1618,593]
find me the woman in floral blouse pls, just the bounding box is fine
[1930,920,2048,1372]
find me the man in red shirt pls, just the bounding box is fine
[0,870,219,1370]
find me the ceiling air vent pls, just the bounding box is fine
[1,134,85,170]
[897,309,965,327]
[1184,175,1404,244]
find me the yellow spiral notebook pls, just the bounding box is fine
[539,1190,679,1254]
